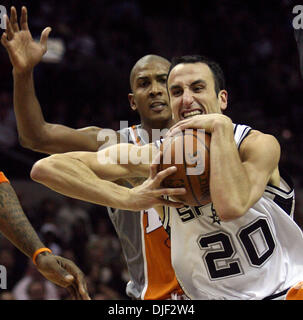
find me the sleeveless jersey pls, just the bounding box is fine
[107,124,183,299]
[156,124,303,299]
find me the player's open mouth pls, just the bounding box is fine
[150,101,167,112]
[182,109,203,119]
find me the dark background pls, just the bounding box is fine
[0,0,302,299]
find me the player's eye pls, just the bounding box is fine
[139,80,150,88]
[159,77,167,84]
[171,88,183,96]
[193,86,204,93]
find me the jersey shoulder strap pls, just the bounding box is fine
[233,123,252,149]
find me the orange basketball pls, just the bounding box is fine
[159,129,211,207]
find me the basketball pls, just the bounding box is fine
[159,129,211,207]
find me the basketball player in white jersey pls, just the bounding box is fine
[2,7,185,299]
[31,54,303,299]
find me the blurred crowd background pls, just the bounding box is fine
[0,0,302,299]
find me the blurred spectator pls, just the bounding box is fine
[40,222,62,256]
[94,283,124,300]
[0,91,17,148]
[0,291,15,300]
[69,217,90,270]
[56,198,92,246]
[0,247,17,289]
[12,262,59,300]
[26,279,46,300]
[33,198,60,231]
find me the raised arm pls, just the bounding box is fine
[30,143,187,211]
[1,6,107,154]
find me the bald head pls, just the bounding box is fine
[130,55,170,91]
[127,54,172,128]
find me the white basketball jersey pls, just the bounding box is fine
[160,124,303,299]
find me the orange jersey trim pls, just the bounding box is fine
[0,172,9,184]
[131,125,142,145]
[142,211,184,300]
[286,281,303,300]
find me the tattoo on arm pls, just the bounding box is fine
[0,183,44,258]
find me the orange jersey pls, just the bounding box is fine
[0,172,9,183]
[141,208,183,299]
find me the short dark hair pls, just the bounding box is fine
[168,55,226,95]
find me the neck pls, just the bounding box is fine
[140,118,175,142]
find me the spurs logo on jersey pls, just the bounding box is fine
[158,124,303,300]
[175,203,221,225]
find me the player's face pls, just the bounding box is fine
[128,62,172,125]
[167,63,227,122]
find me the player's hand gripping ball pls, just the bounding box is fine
[159,129,211,206]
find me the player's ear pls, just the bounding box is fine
[128,93,137,111]
[218,90,228,112]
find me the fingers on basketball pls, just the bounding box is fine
[154,166,177,184]
[158,197,184,208]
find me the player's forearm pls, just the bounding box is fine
[31,155,134,210]
[0,182,45,258]
[13,69,48,150]
[209,122,251,220]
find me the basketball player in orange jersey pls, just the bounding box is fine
[0,171,90,299]
[31,54,303,300]
[1,7,185,299]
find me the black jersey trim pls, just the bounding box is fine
[162,198,171,238]
[154,139,163,150]
[265,191,294,216]
[264,169,294,216]
[238,127,252,149]
[266,168,294,195]
[263,288,289,300]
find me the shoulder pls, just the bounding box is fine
[239,130,280,164]
[241,130,280,148]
